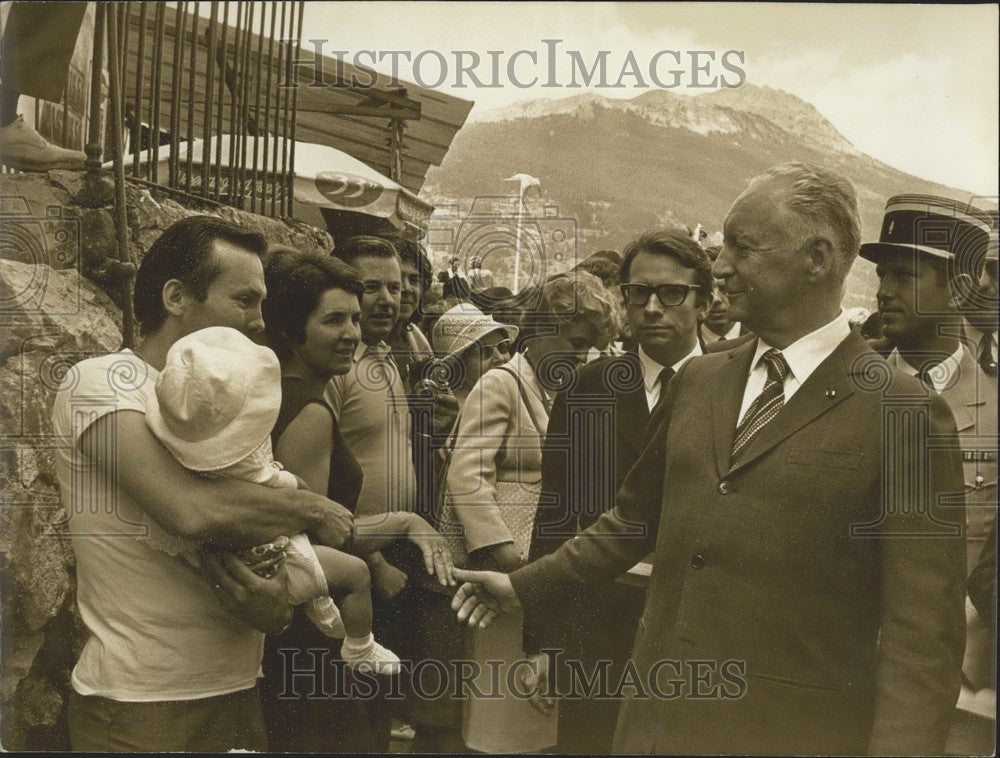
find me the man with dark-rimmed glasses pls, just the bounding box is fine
[525,228,712,754]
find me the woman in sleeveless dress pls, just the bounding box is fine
[258,247,454,752]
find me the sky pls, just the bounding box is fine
[303,2,999,197]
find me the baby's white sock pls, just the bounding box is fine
[342,631,374,653]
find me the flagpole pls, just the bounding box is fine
[504,173,540,296]
[513,187,524,294]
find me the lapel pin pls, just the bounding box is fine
[825,389,837,398]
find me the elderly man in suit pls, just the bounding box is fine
[452,163,968,755]
[526,229,711,753]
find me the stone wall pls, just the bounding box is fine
[0,170,332,749]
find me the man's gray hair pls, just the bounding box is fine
[750,163,861,275]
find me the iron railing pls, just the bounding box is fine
[6,2,305,217]
[8,1,426,346]
[115,1,303,217]
[61,2,305,347]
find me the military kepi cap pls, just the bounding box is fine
[860,194,995,264]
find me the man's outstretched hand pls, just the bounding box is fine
[451,567,520,628]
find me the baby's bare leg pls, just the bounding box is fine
[313,545,372,639]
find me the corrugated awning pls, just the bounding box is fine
[122,3,472,196]
[291,61,474,195]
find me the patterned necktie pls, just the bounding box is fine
[978,333,997,376]
[652,366,674,413]
[731,349,791,460]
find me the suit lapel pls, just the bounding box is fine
[940,346,985,432]
[585,352,648,460]
[711,338,757,476]
[619,358,650,459]
[725,332,864,475]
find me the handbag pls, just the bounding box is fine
[493,365,546,559]
[433,412,471,568]
[435,365,547,566]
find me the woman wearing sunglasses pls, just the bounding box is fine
[442,271,615,754]
[431,304,518,408]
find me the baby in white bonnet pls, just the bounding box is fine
[145,326,398,675]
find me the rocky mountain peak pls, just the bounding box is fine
[700,84,858,154]
[472,84,858,155]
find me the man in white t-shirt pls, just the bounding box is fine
[52,215,353,751]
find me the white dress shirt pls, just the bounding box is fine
[886,344,964,394]
[738,311,851,425]
[639,342,703,412]
[701,321,742,345]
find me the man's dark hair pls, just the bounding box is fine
[334,235,398,267]
[133,215,266,335]
[620,229,713,307]
[263,247,364,362]
[384,235,432,291]
[575,251,622,288]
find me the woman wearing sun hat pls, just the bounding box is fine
[431,302,519,407]
[384,303,520,753]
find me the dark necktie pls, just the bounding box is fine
[652,366,674,413]
[978,333,997,376]
[731,349,790,460]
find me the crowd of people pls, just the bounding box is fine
[52,163,996,754]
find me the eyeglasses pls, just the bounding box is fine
[476,338,511,356]
[620,283,703,308]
